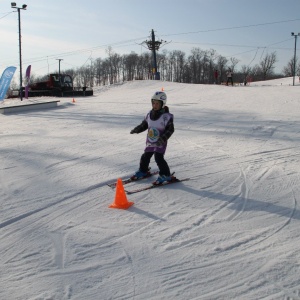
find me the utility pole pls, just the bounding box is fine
[145,29,166,80]
[11,2,27,101]
[291,32,300,86]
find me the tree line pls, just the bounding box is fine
[30,46,300,87]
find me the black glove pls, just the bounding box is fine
[130,128,138,134]
[156,138,164,147]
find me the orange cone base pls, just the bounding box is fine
[109,201,134,209]
[109,178,134,209]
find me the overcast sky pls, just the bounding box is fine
[1,0,300,77]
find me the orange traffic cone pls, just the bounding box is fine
[72,98,76,103]
[109,178,134,209]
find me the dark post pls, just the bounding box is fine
[56,59,63,85]
[17,8,23,100]
[11,3,27,100]
[291,32,300,86]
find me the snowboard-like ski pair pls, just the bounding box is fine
[107,170,159,188]
[125,176,190,194]
[107,171,189,194]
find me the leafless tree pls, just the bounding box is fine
[240,65,252,83]
[229,57,240,72]
[216,55,228,84]
[282,56,298,77]
[34,43,285,87]
[123,52,139,81]
[168,50,186,82]
[156,50,167,81]
[258,51,277,80]
[187,48,205,84]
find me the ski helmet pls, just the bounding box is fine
[151,91,167,108]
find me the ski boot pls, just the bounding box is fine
[153,175,172,185]
[130,170,150,181]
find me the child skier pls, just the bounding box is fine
[130,91,175,185]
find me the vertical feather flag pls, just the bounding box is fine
[0,66,17,101]
[24,65,31,99]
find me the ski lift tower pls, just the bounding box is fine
[145,29,165,80]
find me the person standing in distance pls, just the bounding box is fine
[226,68,234,86]
[214,69,219,84]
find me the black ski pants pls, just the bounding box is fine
[226,77,233,86]
[139,151,170,176]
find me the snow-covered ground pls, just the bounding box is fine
[1,78,300,300]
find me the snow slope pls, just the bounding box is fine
[1,78,300,300]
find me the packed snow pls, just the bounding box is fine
[1,78,300,300]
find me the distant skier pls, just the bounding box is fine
[130,91,174,185]
[226,69,234,86]
[214,69,219,84]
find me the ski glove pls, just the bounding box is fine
[130,128,138,134]
[155,138,164,147]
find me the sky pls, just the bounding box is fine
[1,0,300,77]
[1,78,300,299]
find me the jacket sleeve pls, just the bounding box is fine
[131,119,148,133]
[159,117,174,142]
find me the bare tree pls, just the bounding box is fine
[94,58,103,86]
[187,48,205,84]
[168,50,186,82]
[229,57,240,72]
[259,51,277,80]
[141,52,153,79]
[216,55,228,84]
[282,56,298,77]
[205,49,217,84]
[156,50,167,81]
[123,52,139,81]
[34,43,285,87]
[240,65,252,84]
[105,46,122,84]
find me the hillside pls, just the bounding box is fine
[1,79,300,299]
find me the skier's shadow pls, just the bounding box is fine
[129,206,166,222]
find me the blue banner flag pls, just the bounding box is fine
[0,66,17,101]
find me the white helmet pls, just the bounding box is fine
[151,91,167,108]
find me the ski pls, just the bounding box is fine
[125,177,190,194]
[107,170,159,188]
